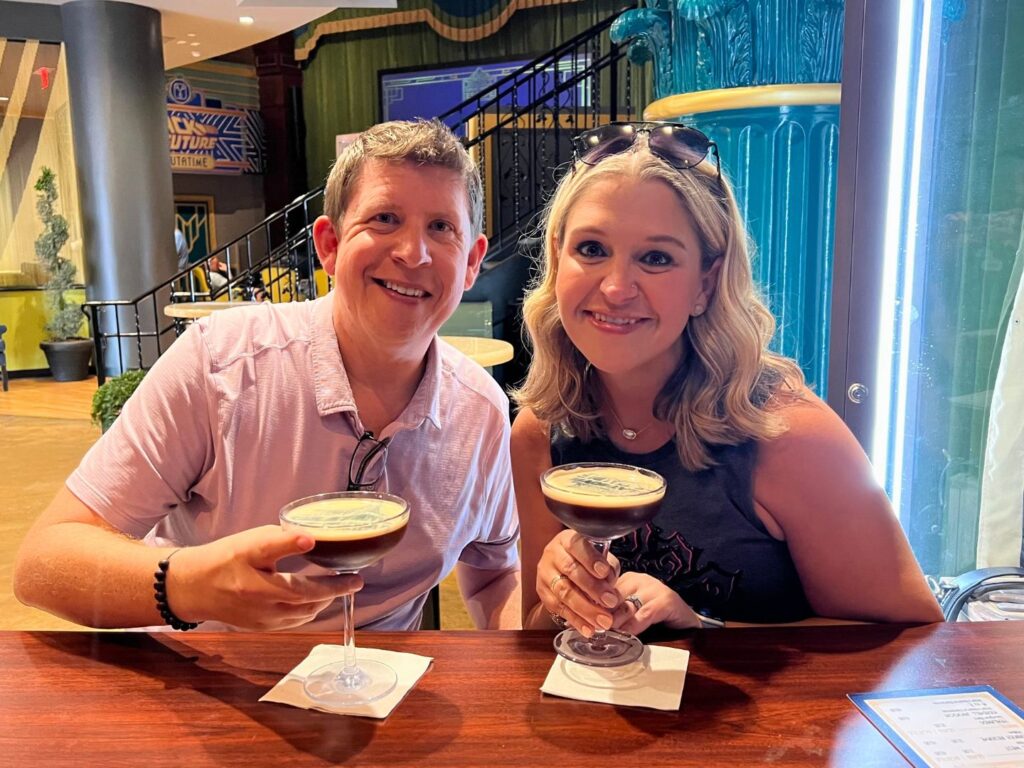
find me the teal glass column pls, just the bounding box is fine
[612,0,844,392]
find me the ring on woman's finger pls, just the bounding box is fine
[625,594,643,612]
[548,605,568,628]
[549,573,566,592]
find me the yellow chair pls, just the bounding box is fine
[190,267,210,296]
[314,268,330,297]
[260,267,293,303]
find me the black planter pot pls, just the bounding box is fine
[40,339,93,382]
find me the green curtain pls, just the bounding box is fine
[301,0,643,186]
[906,0,1024,575]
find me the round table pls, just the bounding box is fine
[440,336,515,367]
[163,301,257,320]
[160,307,513,367]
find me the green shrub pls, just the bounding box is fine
[34,166,81,341]
[91,369,147,431]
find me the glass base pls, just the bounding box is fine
[563,659,645,690]
[553,628,644,668]
[303,659,398,705]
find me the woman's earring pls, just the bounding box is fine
[693,304,706,316]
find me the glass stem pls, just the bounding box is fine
[340,591,357,676]
[589,538,613,643]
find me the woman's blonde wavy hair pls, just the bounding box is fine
[512,139,804,471]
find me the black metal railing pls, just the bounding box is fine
[435,8,634,263]
[82,9,637,383]
[84,187,323,382]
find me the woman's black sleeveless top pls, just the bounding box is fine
[551,431,812,623]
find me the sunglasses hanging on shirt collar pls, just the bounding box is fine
[347,431,390,492]
[572,121,722,180]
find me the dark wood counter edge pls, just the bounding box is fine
[0,620,996,641]
[3,620,1011,655]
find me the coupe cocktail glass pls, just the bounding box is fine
[541,462,665,667]
[280,490,410,704]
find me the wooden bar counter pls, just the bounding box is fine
[1,623,1021,766]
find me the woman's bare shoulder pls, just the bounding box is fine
[765,386,857,450]
[511,407,553,463]
[512,407,549,445]
[755,386,879,523]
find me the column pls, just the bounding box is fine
[61,0,175,375]
[254,33,307,215]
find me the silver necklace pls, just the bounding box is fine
[606,404,656,441]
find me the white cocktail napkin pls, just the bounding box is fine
[260,643,432,719]
[540,644,689,710]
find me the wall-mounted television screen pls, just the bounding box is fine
[379,55,592,134]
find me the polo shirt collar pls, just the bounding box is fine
[310,294,443,430]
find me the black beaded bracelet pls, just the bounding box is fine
[154,549,201,631]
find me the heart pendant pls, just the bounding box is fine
[621,429,638,440]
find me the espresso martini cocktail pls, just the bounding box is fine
[541,463,667,668]
[282,495,409,572]
[541,464,665,540]
[280,491,410,705]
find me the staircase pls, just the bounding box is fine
[83,10,639,384]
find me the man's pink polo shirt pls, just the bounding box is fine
[67,296,519,631]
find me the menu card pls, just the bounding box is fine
[849,685,1024,767]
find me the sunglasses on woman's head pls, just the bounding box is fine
[572,122,721,180]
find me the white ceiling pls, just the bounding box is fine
[18,0,396,68]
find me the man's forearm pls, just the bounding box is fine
[456,565,522,629]
[14,520,173,629]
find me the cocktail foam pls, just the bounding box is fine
[543,466,665,508]
[284,497,407,541]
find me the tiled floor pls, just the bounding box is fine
[1,377,473,631]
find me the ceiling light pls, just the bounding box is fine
[0,96,9,102]
[187,33,196,38]
[239,16,255,25]
[176,40,187,45]
[191,51,201,58]
[190,41,200,46]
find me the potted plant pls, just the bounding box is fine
[91,369,147,432]
[35,166,92,381]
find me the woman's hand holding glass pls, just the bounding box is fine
[540,529,624,636]
[541,534,704,637]
[609,571,703,636]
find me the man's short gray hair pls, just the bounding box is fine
[323,119,484,236]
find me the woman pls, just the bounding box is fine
[511,122,942,635]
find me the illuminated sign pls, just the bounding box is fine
[166,77,264,175]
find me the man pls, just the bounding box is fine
[14,120,521,632]
[206,254,229,295]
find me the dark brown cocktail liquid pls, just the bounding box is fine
[304,526,408,571]
[542,465,665,539]
[543,497,661,540]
